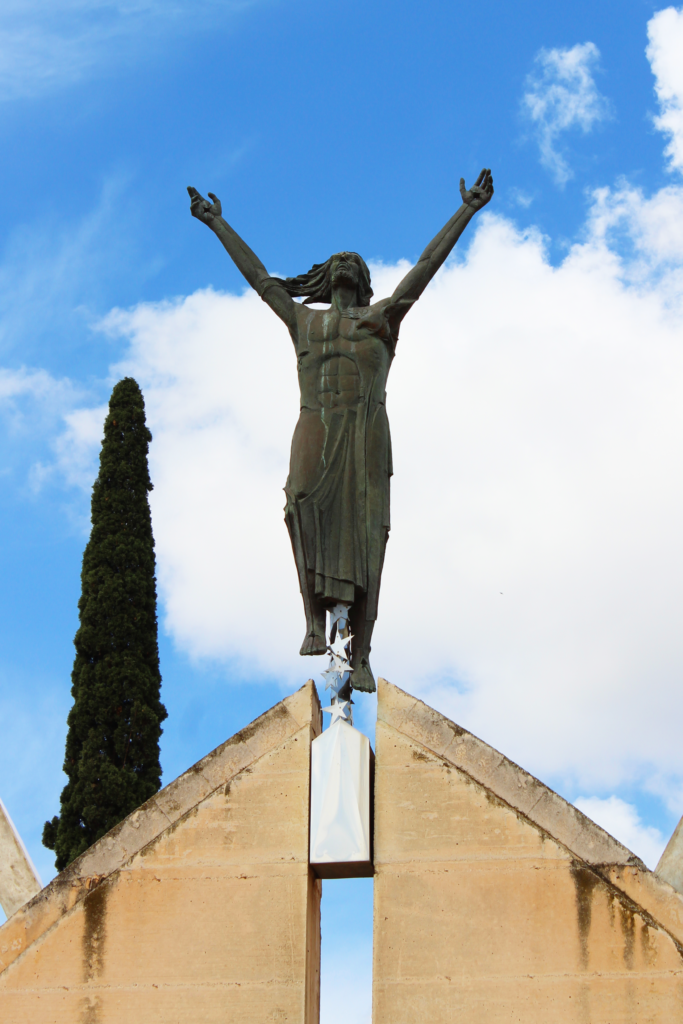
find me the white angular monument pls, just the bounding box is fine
[309,718,373,878]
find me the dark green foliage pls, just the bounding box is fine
[43,378,167,871]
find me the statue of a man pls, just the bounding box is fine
[188,170,493,692]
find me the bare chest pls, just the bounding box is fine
[299,308,368,345]
[295,308,390,367]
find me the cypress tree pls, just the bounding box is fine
[43,378,167,870]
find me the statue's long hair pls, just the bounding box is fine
[280,253,374,307]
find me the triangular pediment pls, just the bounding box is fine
[376,677,683,949]
[0,681,321,980]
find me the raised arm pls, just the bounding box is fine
[187,187,296,327]
[385,169,493,324]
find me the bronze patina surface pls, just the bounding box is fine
[188,172,493,691]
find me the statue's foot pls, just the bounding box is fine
[351,655,376,693]
[300,631,327,656]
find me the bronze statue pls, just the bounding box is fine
[188,171,493,692]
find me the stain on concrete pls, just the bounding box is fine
[576,979,592,1024]
[80,994,103,1024]
[82,881,107,984]
[607,891,616,931]
[238,702,290,744]
[79,880,109,1024]
[619,903,635,969]
[445,721,466,741]
[570,861,601,969]
[640,920,658,968]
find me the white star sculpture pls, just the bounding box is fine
[327,650,348,675]
[321,606,354,724]
[323,667,351,694]
[321,700,353,725]
[328,633,353,659]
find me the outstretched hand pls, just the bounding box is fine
[459,169,494,211]
[187,186,222,224]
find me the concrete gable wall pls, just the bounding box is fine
[4,676,683,1024]
[373,678,683,1023]
[0,682,322,1024]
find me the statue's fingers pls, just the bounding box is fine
[459,177,467,197]
[207,192,220,203]
[475,168,486,187]
[187,186,200,198]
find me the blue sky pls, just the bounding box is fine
[3,2,683,1020]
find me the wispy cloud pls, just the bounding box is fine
[522,42,610,185]
[0,174,131,356]
[0,366,80,430]
[33,403,106,494]
[0,365,70,403]
[0,365,92,500]
[647,5,683,174]
[508,186,534,209]
[0,0,260,103]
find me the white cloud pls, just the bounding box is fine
[0,365,69,403]
[586,180,683,274]
[0,365,104,505]
[574,796,667,870]
[522,42,609,185]
[0,0,258,102]
[50,404,107,492]
[0,366,79,434]
[508,187,534,209]
[647,6,683,173]
[98,287,302,676]
[0,365,91,504]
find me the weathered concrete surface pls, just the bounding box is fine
[658,814,683,896]
[373,678,683,1024]
[0,681,322,1024]
[0,798,41,919]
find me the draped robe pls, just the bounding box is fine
[284,301,396,621]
